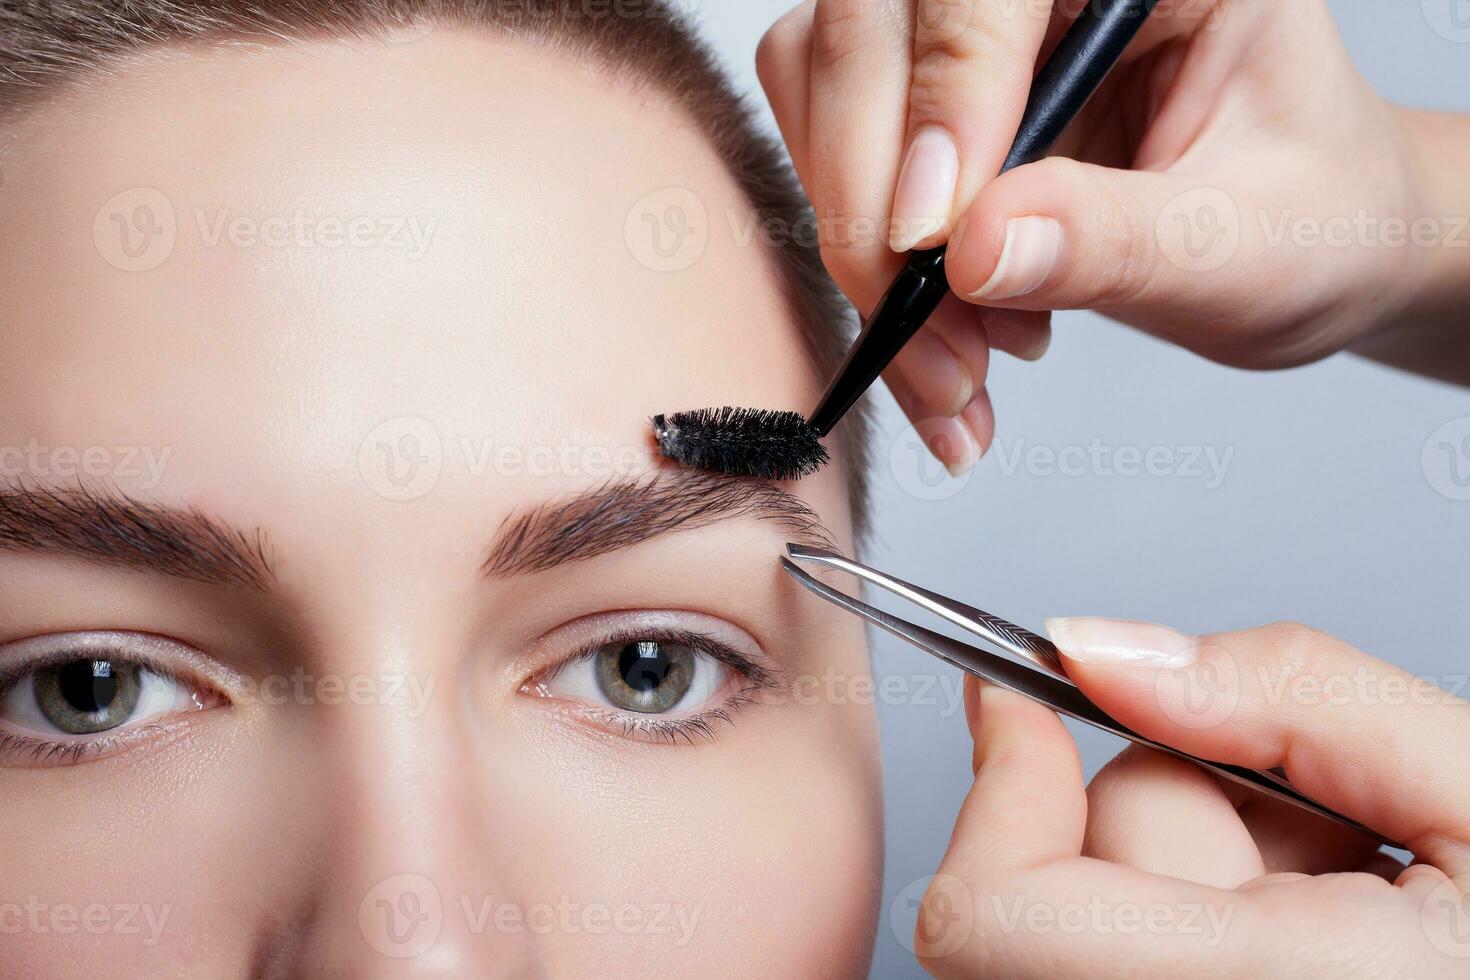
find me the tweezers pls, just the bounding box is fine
[781,543,1400,849]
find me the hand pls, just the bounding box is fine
[915,618,1470,977]
[757,1,1470,473]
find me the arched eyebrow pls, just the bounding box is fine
[0,482,273,590]
[484,470,835,577]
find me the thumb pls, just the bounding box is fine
[944,157,1252,324]
[1045,617,1470,870]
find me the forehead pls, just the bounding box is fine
[0,30,829,522]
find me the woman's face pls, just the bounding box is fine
[0,30,879,978]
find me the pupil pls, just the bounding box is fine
[57,660,118,713]
[618,641,670,693]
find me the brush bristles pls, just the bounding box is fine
[652,407,829,481]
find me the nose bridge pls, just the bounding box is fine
[283,649,543,978]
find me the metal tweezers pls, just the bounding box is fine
[782,543,1399,849]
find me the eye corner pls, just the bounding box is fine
[520,619,778,745]
[0,630,231,768]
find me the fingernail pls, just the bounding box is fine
[969,216,1063,301]
[889,126,959,253]
[960,388,994,459]
[919,415,981,477]
[898,329,973,417]
[984,309,1052,361]
[1045,617,1197,667]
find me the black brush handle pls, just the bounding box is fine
[807,0,1159,437]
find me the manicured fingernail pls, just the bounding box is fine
[889,127,959,253]
[920,415,980,477]
[969,216,1063,301]
[1045,618,1197,667]
[897,329,972,417]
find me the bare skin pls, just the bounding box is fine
[758,0,1470,472]
[0,31,880,978]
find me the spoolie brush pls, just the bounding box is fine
[653,1,1157,484]
[652,407,828,481]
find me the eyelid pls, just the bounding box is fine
[0,631,241,702]
[0,631,232,766]
[517,609,782,691]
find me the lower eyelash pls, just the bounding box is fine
[0,717,192,767]
[574,686,760,746]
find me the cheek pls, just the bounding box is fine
[0,723,326,974]
[500,687,882,976]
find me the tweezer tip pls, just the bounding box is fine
[784,541,838,561]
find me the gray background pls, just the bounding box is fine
[694,3,1470,975]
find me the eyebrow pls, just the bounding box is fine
[0,483,274,590]
[484,470,835,576]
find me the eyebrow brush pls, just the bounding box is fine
[657,0,1160,479]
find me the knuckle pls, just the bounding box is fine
[1257,621,1336,674]
[1072,162,1153,309]
[812,0,876,68]
[909,15,1030,115]
[912,1,998,60]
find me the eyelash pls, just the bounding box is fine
[0,718,188,766]
[533,627,777,745]
[0,643,222,767]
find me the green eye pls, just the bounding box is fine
[594,640,695,714]
[33,660,144,735]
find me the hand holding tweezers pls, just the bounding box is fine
[781,544,1400,850]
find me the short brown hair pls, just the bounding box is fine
[0,0,871,530]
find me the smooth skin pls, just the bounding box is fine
[0,31,881,978]
[921,619,1470,978]
[757,0,1470,472]
[757,1,1470,975]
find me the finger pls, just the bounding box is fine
[1235,791,1384,877]
[884,360,989,476]
[889,0,1052,252]
[1046,617,1470,871]
[805,0,913,309]
[944,679,1087,880]
[945,158,1268,335]
[756,1,816,183]
[923,681,1268,976]
[1083,744,1265,888]
[982,307,1051,362]
[887,295,988,418]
